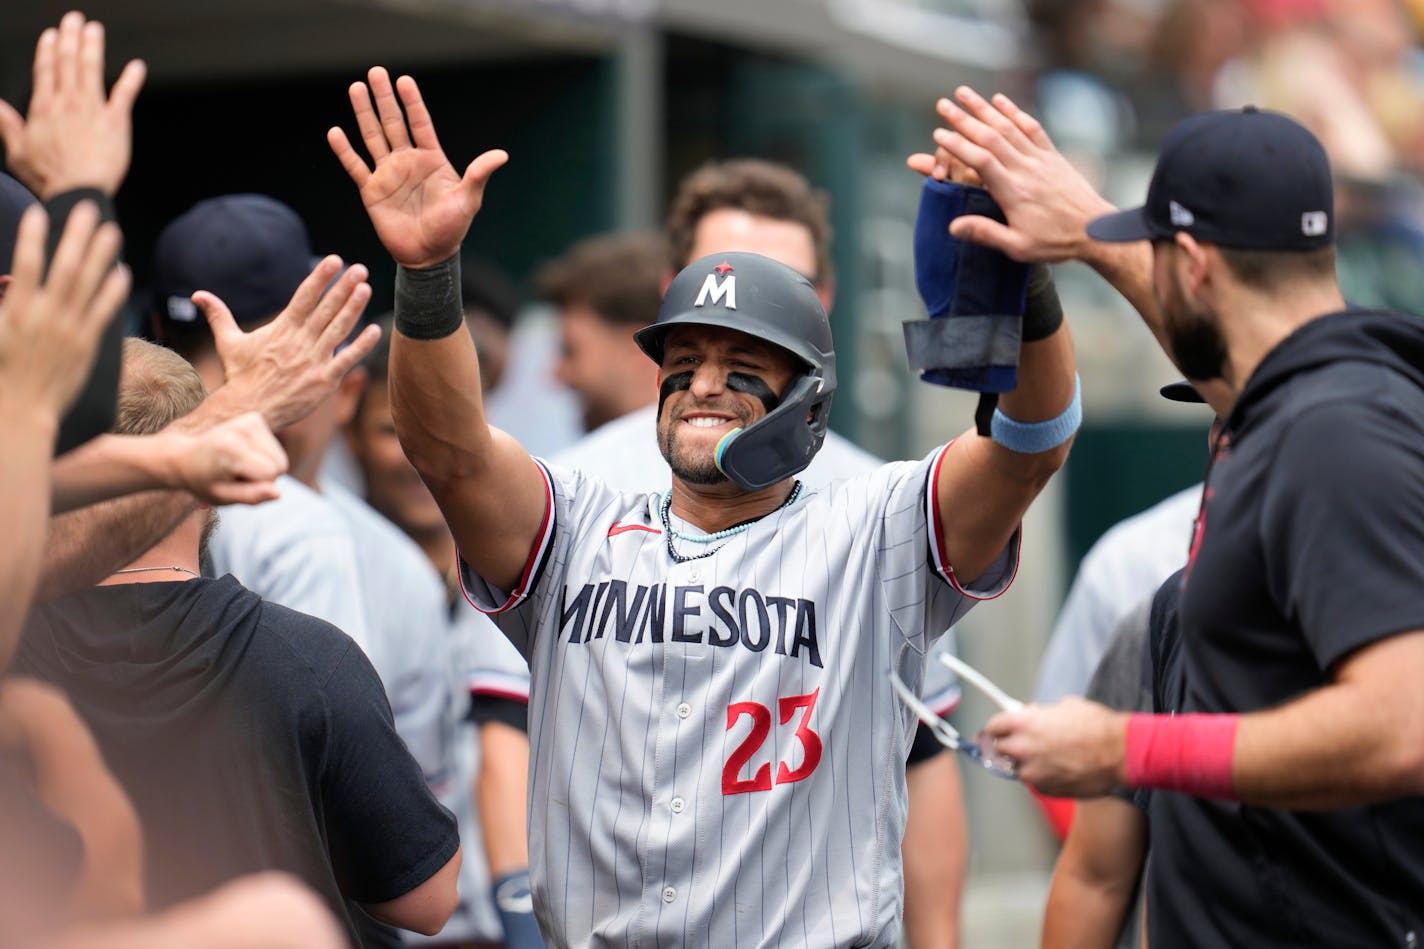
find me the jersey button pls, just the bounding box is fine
[688,567,701,583]
[662,886,677,903]
[671,796,686,814]
[676,703,691,719]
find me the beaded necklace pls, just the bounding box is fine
[660,481,804,563]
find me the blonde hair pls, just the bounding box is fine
[116,338,208,435]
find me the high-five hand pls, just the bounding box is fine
[0,11,146,199]
[328,66,507,269]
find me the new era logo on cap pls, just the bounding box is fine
[1086,107,1335,251]
[166,296,199,323]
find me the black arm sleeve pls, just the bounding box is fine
[470,693,528,732]
[319,643,459,904]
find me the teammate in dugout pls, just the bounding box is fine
[329,66,1077,947]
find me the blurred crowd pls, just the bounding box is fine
[1028,0,1424,313]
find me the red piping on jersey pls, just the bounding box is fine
[608,522,661,537]
[459,459,556,616]
[928,441,1020,601]
[468,685,531,704]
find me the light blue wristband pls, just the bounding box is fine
[990,374,1081,453]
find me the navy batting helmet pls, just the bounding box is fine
[635,251,836,491]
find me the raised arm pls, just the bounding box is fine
[51,413,287,513]
[904,104,1076,585]
[330,67,546,591]
[0,203,127,659]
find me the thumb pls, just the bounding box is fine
[107,59,147,115]
[0,98,25,154]
[462,148,508,193]
[193,290,240,351]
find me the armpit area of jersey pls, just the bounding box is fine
[469,694,528,733]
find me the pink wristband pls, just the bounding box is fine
[1124,713,1240,800]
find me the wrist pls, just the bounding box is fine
[1124,712,1240,799]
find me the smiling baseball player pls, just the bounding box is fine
[331,66,1077,947]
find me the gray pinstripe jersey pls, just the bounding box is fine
[461,446,1017,948]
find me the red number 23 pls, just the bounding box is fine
[722,688,823,795]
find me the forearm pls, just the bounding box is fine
[1082,241,1169,355]
[0,409,60,668]
[477,721,532,877]
[37,490,194,602]
[1041,797,1145,949]
[935,327,1074,583]
[52,434,179,513]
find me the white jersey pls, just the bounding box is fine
[206,474,371,653]
[554,406,961,712]
[324,482,501,943]
[1034,483,1202,705]
[461,447,1017,948]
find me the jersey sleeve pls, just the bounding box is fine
[318,641,460,904]
[871,444,1021,654]
[453,602,532,714]
[457,460,630,656]
[1260,397,1424,668]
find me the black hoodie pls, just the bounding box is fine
[15,575,457,947]
[1147,309,1424,948]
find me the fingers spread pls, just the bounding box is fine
[991,92,1054,150]
[931,125,1000,182]
[56,12,82,95]
[46,201,102,306]
[327,127,371,189]
[367,66,412,152]
[80,19,105,100]
[347,80,388,162]
[953,86,1036,158]
[330,322,381,378]
[31,29,57,111]
[395,74,441,152]
[8,205,48,300]
[70,220,124,315]
[283,255,345,327]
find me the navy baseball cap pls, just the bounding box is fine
[0,173,40,276]
[153,194,314,331]
[1088,107,1334,251]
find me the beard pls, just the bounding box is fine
[198,509,220,570]
[659,416,733,485]
[1161,270,1228,381]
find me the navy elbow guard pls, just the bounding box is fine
[903,178,1029,394]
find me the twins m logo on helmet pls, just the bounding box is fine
[694,262,737,309]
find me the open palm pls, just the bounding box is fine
[329,67,506,269]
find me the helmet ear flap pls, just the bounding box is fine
[713,373,830,491]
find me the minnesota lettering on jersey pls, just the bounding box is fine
[559,581,823,668]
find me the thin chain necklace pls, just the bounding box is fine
[661,481,803,564]
[112,565,200,579]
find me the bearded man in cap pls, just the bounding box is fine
[923,89,1424,947]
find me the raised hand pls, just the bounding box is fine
[0,11,146,199]
[193,256,380,431]
[0,202,128,425]
[328,66,507,269]
[914,87,1116,263]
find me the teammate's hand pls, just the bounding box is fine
[160,412,288,506]
[0,202,129,426]
[981,696,1129,797]
[328,66,507,270]
[193,256,380,431]
[0,12,146,199]
[924,87,1118,263]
